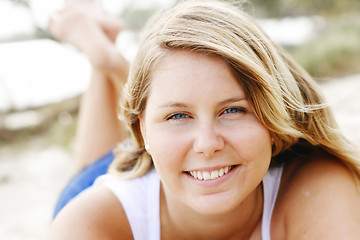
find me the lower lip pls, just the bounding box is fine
[184,165,240,186]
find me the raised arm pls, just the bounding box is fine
[48,0,129,172]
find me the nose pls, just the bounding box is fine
[193,122,224,158]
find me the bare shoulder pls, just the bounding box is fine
[46,186,132,240]
[272,152,360,239]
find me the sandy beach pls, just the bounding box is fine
[0,74,359,240]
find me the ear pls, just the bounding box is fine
[138,114,147,144]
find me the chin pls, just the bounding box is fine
[189,191,241,216]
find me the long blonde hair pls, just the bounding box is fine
[108,0,360,181]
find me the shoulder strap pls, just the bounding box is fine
[261,165,284,240]
[95,169,161,240]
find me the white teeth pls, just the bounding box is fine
[219,168,224,177]
[191,171,203,180]
[203,172,210,181]
[188,166,233,181]
[210,170,218,180]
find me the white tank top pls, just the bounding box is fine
[95,166,283,240]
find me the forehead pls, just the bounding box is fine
[146,50,247,104]
[151,50,239,83]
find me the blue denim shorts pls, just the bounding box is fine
[53,150,114,218]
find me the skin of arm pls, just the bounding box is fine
[46,186,133,239]
[272,154,360,239]
[74,66,127,172]
[48,0,129,171]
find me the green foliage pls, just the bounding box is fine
[289,14,360,78]
[246,0,360,17]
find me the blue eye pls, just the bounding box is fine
[223,107,246,114]
[167,113,190,120]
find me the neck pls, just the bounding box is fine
[160,183,264,240]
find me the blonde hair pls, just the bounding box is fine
[108,0,360,181]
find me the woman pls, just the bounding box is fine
[47,0,360,239]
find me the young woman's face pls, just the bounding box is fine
[140,50,272,215]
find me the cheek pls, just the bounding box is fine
[146,126,191,169]
[231,122,272,163]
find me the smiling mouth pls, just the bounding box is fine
[186,165,236,181]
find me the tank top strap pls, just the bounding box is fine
[94,169,161,240]
[261,165,284,240]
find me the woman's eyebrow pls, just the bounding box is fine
[218,97,247,106]
[158,102,189,109]
[158,97,247,109]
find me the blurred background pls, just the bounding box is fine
[0,0,359,239]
